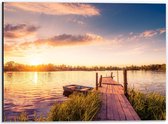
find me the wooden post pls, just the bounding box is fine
[96,72,98,90]
[99,75,102,87]
[111,72,113,79]
[117,70,119,83]
[123,69,128,96]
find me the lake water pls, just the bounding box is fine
[4,71,166,121]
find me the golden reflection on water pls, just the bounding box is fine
[33,72,38,84]
[4,71,166,121]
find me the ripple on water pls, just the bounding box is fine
[4,71,165,121]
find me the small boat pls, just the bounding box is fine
[63,84,93,96]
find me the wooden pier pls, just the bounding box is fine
[96,71,140,120]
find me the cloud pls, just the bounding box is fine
[5,3,100,16]
[104,28,166,50]
[4,24,39,39]
[4,45,25,57]
[129,32,133,35]
[4,44,13,51]
[20,33,103,48]
[153,47,165,52]
[158,28,166,34]
[127,28,166,41]
[139,30,158,38]
[108,35,124,46]
[4,43,24,57]
[136,29,166,39]
[69,18,84,25]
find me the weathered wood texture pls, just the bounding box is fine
[101,77,118,85]
[96,77,140,120]
[96,73,98,90]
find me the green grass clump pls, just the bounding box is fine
[127,89,166,120]
[7,91,101,121]
[47,91,101,121]
[33,112,46,121]
[13,111,46,121]
[15,112,29,121]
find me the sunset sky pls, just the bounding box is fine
[4,3,166,66]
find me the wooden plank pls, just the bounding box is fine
[96,86,107,120]
[118,86,124,94]
[106,85,122,120]
[97,77,140,121]
[118,94,134,120]
[107,85,114,120]
[110,94,120,120]
[113,85,119,95]
[114,94,126,120]
[115,85,119,94]
[102,77,120,85]
[121,94,140,120]
[102,77,114,84]
[113,85,123,95]
[112,85,126,120]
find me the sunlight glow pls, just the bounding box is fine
[29,57,42,65]
[33,72,38,84]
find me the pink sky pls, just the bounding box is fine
[4,3,166,66]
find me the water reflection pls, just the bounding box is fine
[4,71,166,121]
[33,72,38,84]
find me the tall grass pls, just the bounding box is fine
[11,112,46,121]
[127,89,166,120]
[47,91,101,121]
[9,91,101,121]
[9,89,165,121]
[15,112,29,121]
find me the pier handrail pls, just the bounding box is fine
[96,72,98,90]
[96,70,128,96]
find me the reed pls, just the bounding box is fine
[15,112,29,121]
[7,89,165,121]
[127,89,166,120]
[8,91,101,121]
[47,91,101,121]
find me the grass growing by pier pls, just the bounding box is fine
[127,89,166,120]
[15,112,29,121]
[8,89,165,121]
[12,112,46,121]
[47,91,101,121]
[10,91,101,121]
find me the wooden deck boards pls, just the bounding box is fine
[96,77,140,121]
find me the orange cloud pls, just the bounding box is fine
[140,30,158,38]
[5,3,100,16]
[4,44,14,51]
[4,43,25,57]
[127,28,166,41]
[105,28,166,47]
[158,28,166,34]
[20,33,103,48]
[4,24,39,39]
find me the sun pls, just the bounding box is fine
[29,58,42,65]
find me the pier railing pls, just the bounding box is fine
[96,69,128,96]
[95,69,140,120]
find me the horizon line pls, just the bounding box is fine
[4,61,166,67]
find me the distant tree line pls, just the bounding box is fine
[125,64,166,71]
[4,61,166,72]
